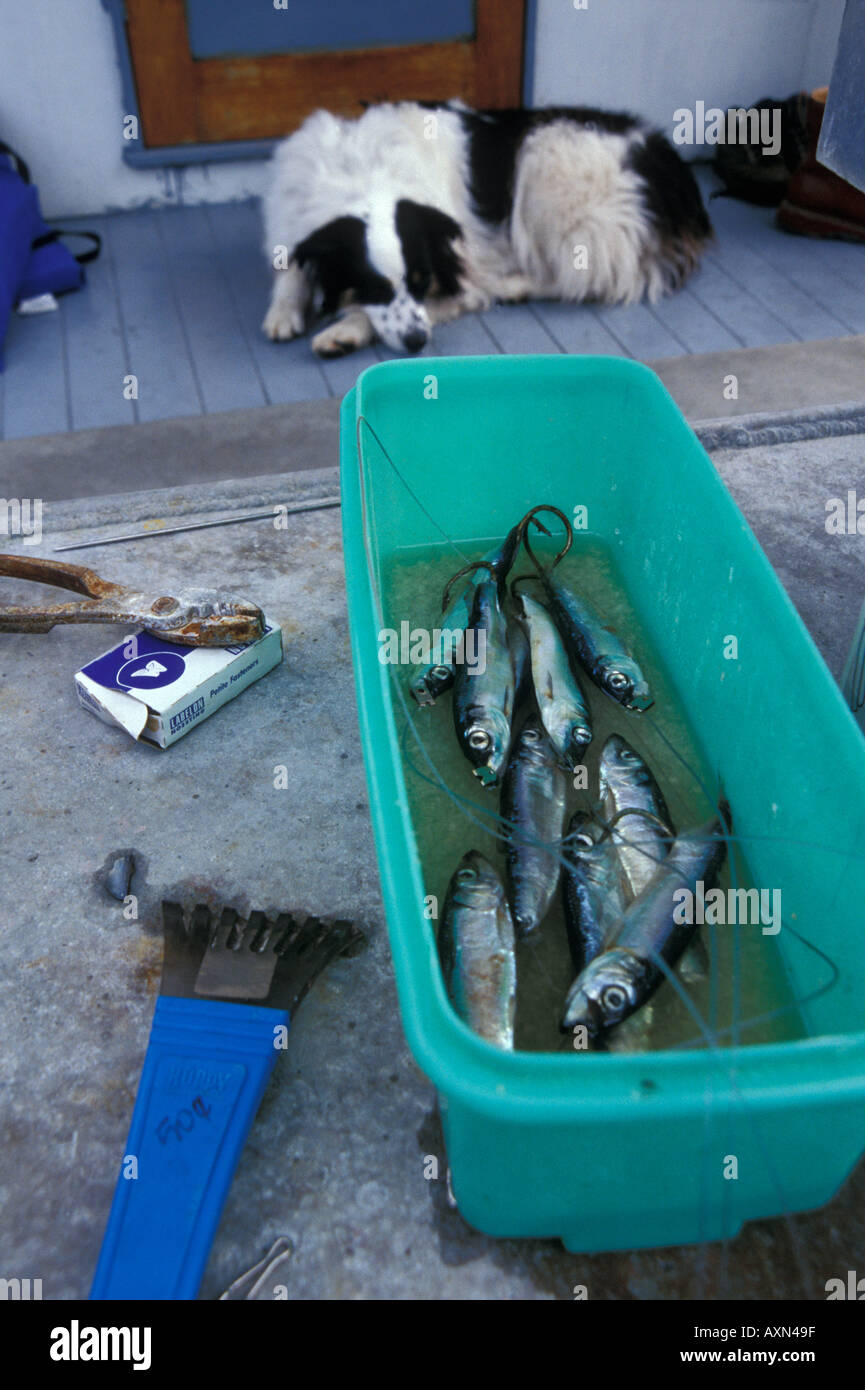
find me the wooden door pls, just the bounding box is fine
[124,0,526,150]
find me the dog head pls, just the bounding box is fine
[293,199,463,353]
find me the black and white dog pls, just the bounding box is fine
[262,100,711,357]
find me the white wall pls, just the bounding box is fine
[0,0,266,217]
[0,0,850,217]
[531,0,847,143]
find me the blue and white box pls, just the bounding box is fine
[74,622,283,747]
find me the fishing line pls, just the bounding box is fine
[635,943,817,1297]
[357,416,837,1294]
[633,708,831,1291]
[357,414,475,566]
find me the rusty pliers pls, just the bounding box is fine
[0,554,265,647]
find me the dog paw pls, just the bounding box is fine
[262,304,305,341]
[311,323,363,357]
[498,273,533,304]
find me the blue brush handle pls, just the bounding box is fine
[90,995,288,1301]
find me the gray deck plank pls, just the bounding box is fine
[648,285,742,355]
[58,216,137,433]
[2,172,863,438]
[414,309,500,356]
[594,300,687,359]
[1,305,69,439]
[530,301,626,355]
[685,258,793,347]
[704,186,865,333]
[106,208,205,424]
[478,302,561,353]
[316,344,382,399]
[203,201,331,405]
[756,238,865,333]
[154,205,269,414]
[794,236,865,294]
[705,240,850,341]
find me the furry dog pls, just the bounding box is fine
[262,100,712,357]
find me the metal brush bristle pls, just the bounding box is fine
[160,901,363,1011]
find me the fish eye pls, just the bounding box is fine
[619,747,639,762]
[456,867,477,884]
[572,726,591,746]
[575,832,594,849]
[430,665,451,680]
[607,670,630,691]
[524,726,541,742]
[468,728,491,751]
[602,984,628,1013]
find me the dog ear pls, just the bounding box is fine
[292,216,370,314]
[293,225,336,268]
[395,200,464,298]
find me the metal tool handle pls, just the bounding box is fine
[90,995,288,1301]
[0,551,132,631]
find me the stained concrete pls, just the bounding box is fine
[1,423,864,1301]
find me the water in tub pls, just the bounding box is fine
[381,534,806,1054]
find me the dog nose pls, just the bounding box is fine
[402,328,427,354]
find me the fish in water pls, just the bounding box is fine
[408,562,478,707]
[533,569,653,712]
[438,850,516,1049]
[598,733,708,987]
[508,618,532,713]
[561,808,729,1037]
[411,509,551,706]
[501,716,569,937]
[452,571,516,787]
[512,587,592,772]
[598,734,673,900]
[561,811,627,972]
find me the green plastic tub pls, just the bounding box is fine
[340,355,865,1251]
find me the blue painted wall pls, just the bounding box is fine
[184,0,476,59]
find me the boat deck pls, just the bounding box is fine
[2,167,864,440]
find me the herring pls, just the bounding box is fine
[561,809,729,1036]
[561,811,626,971]
[438,850,516,1049]
[412,509,551,706]
[452,572,516,787]
[537,573,653,712]
[501,716,568,937]
[512,587,592,772]
[598,734,673,900]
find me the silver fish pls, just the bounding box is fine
[501,716,568,937]
[561,811,626,971]
[408,573,476,707]
[513,589,592,772]
[438,850,516,1049]
[539,573,653,711]
[412,511,549,706]
[508,618,532,712]
[562,810,729,1036]
[452,577,516,787]
[599,734,673,901]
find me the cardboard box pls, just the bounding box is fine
[74,622,282,747]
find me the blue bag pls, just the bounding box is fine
[0,143,41,369]
[0,140,101,369]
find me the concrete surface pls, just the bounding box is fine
[1,425,864,1301]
